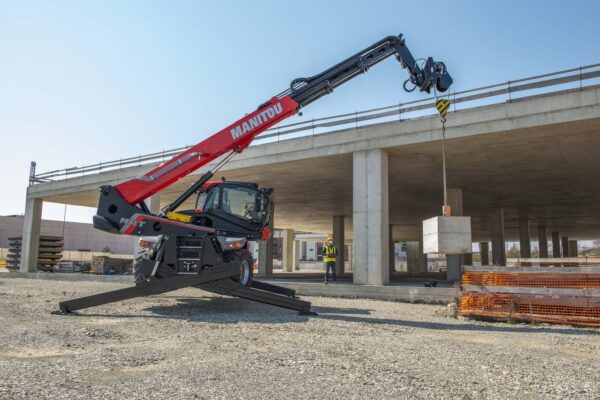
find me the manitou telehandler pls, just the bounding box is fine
[58,34,452,315]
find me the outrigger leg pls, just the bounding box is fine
[58,270,315,316]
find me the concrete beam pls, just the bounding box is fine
[282,229,294,272]
[479,242,489,265]
[519,219,531,258]
[352,149,389,285]
[538,226,548,258]
[446,188,463,282]
[333,216,345,275]
[20,198,43,272]
[491,208,506,265]
[552,232,561,257]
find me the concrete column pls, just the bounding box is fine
[569,240,578,257]
[551,232,561,257]
[538,226,548,258]
[463,252,473,265]
[446,188,463,282]
[407,242,420,273]
[389,226,395,275]
[257,202,274,276]
[347,244,353,272]
[293,240,300,271]
[491,208,506,265]
[479,242,490,265]
[20,197,43,272]
[333,216,345,275]
[145,194,161,214]
[561,236,570,258]
[352,149,389,285]
[519,219,531,258]
[281,229,294,272]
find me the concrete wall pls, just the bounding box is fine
[0,216,134,254]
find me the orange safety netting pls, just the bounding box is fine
[514,257,600,268]
[459,267,600,327]
[459,291,600,327]
[462,271,600,289]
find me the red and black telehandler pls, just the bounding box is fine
[58,34,452,315]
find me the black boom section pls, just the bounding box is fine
[285,34,453,109]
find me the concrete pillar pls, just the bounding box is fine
[145,194,161,214]
[519,219,531,258]
[257,202,275,276]
[569,240,578,257]
[347,244,353,272]
[418,235,428,273]
[463,253,473,265]
[333,216,345,275]
[538,226,548,258]
[20,198,43,272]
[281,229,294,272]
[352,149,389,285]
[293,240,300,271]
[561,236,570,258]
[479,242,490,265]
[407,242,420,273]
[446,188,463,282]
[551,232,561,257]
[491,208,506,265]
[389,226,395,275]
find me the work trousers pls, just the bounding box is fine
[325,261,336,282]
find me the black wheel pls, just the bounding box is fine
[229,250,253,287]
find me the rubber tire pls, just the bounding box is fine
[230,250,253,287]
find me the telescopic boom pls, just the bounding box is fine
[112,34,452,209]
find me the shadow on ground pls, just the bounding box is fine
[67,297,600,335]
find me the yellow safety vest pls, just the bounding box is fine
[324,245,337,263]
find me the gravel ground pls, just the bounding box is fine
[0,277,599,400]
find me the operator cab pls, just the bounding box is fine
[180,181,272,240]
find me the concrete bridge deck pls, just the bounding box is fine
[19,76,600,286]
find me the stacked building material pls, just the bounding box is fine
[6,237,22,270]
[5,235,64,271]
[37,236,64,271]
[459,264,600,327]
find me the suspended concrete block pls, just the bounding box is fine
[423,216,471,254]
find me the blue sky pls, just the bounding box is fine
[0,0,599,222]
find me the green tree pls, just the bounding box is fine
[102,246,111,253]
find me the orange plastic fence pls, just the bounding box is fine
[514,257,600,268]
[462,271,600,289]
[459,267,600,327]
[460,291,600,327]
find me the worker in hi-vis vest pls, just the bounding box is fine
[323,238,338,284]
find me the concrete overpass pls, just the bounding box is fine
[20,65,600,284]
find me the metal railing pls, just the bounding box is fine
[31,63,600,184]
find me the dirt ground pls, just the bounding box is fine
[0,277,599,400]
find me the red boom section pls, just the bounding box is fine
[114,96,299,205]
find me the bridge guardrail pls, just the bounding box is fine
[30,63,600,184]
